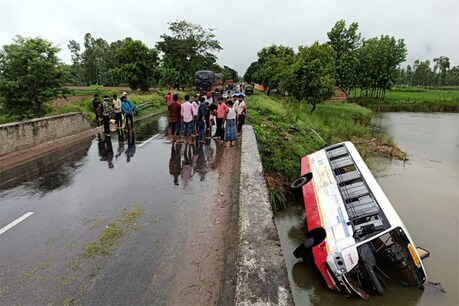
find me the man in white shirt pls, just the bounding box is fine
[181,95,196,144]
[237,94,247,134]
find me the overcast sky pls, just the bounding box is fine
[1,0,458,75]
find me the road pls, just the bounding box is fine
[0,114,240,305]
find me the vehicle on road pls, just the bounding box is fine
[244,84,254,96]
[291,141,429,300]
[195,70,225,100]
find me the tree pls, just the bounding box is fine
[67,39,85,85]
[412,60,433,87]
[254,44,294,94]
[282,42,336,113]
[243,61,260,83]
[327,20,361,92]
[355,35,407,98]
[116,38,159,91]
[433,56,450,86]
[156,20,222,90]
[222,65,238,81]
[0,36,68,117]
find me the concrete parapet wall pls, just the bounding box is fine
[236,125,293,305]
[0,112,91,156]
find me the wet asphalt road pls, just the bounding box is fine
[0,114,234,305]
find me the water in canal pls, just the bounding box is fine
[275,112,459,305]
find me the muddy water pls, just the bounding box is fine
[275,112,459,305]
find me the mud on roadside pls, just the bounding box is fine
[170,141,241,306]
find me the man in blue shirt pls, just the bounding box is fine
[121,95,135,130]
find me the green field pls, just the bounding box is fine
[348,87,459,112]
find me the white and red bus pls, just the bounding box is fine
[291,141,429,299]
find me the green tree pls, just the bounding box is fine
[243,61,260,84]
[282,42,336,113]
[156,20,222,90]
[0,36,69,117]
[222,65,238,81]
[254,44,294,94]
[80,33,110,85]
[356,35,406,98]
[412,60,433,87]
[433,56,450,86]
[67,39,85,85]
[116,38,159,91]
[327,20,361,92]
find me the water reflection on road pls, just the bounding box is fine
[0,113,233,305]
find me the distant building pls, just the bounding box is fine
[329,87,348,102]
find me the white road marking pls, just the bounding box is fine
[0,212,34,235]
[138,133,160,147]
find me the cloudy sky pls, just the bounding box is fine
[1,0,458,75]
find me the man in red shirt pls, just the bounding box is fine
[168,94,182,142]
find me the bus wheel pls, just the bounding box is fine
[291,173,313,190]
[293,238,314,258]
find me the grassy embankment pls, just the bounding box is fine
[247,91,406,211]
[46,90,194,123]
[0,89,194,125]
[349,87,459,112]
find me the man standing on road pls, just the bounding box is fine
[121,95,135,130]
[215,97,228,141]
[191,94,200,136]
[181,95,196,145]
[112,94,122,130]
[196,96,208,144]
[237,94,247,134]
[92,94,102,126]
[168,94,182,142]
[102,95,112,135]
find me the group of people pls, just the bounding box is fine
[166,92,247,147]
[92,92,135,135]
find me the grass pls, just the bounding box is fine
[0,89,195,125]
[348,87,459,112]
[247,91,402,211]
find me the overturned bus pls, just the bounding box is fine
[291,141,429,300]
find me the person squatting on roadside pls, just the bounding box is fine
[168,94,182,142]
[121,95,135,130]
[181,95,196,144]
[112,94,122,129]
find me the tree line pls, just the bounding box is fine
[0,20,237,117]
[399,56,459,87]
[244,20,409,105]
